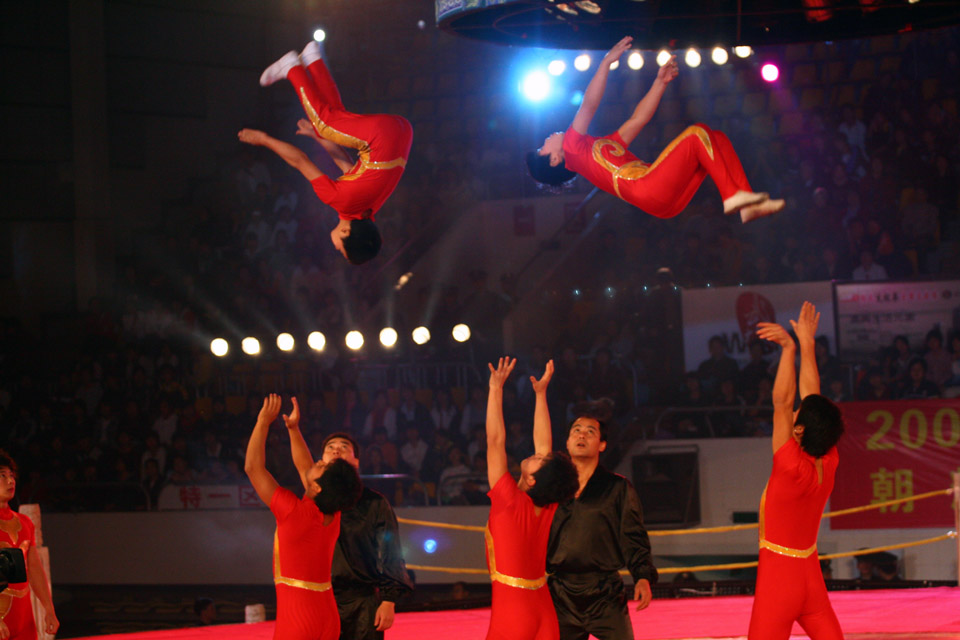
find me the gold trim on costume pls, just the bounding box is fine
[758,484,818,558]
[484,526,547,590]
[273,530,333,593]
[299,88,406,182]
[590,125,714,199]
[0,516,21,545]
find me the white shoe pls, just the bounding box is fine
[740,198,785,223]
[300,40,324,67]
[723,190,769,214]
[259,50,300,87]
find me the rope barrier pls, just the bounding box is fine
[821,488,953,520]
[396,517,485,532]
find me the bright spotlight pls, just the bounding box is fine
[210,338,229,357]
[761,63,780,82]
[548,59,566,76]
[627,51,644,70]
[412,326,431,345]
[656,50,672,67]
[711,47,729,65]
[307,331,326,352]
[276,333,295,352]
[452,323,471,343]
[684,48,701,68]
[423,538,437,554]
[609,60,619,70]
[241,337,261,356]
[313,28,326,42]
[345,330,364,350]
[734,45,753,58]
[574,54,591,71]
[521,70,551,102]
[570,90,584,106]
[379,327,399,348]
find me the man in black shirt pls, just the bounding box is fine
[547,411,658,639]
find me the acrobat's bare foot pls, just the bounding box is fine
[723,190,769,214]
[740,198,785,223]
[260,50,300,87]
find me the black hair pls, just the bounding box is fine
[925,328,943,346]
[526,451,579,507]
[0,449,17,478]
[525,151,577,187]
[313,458,363,514]
[322,431,361,459]
[567,401,611,442]
[795,394,845,457]
[342,219,381,265]
[907,356,927,373]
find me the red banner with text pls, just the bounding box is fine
[831,400,960,529]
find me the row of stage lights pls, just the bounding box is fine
[209,324,473,357]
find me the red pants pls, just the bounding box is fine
[488,582,559,640]
[748,550,843,640]
[0,587,37,640]
[274,583,339,640]
[622,124,752,219]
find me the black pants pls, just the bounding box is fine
[336,590,381,640]
[548,572,634,640]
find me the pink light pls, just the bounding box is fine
[761,63,780,82]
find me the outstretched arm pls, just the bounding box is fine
[296,119,355,174]
[27,545,58,636]
[617,55,678,145]
[238,129,324,181]
[756,322,797,454]
[571,37,633,134]
[282,397,315,492]
[486,357,516,488]
[245,394,282,505]
[790,301,821,399]
[530,359,554,456]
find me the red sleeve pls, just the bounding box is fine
[773,439,817,489]
[562,127,588,155]
[19,512,36,550]
[310,175,338,205]
[486,472,520,509]
[269,487,299,523]
[609,130,628,147]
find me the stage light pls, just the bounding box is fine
[241,337,261,356]
[548,59,566,76]
[417,19,426,29]
[412,326,431,345]
[656,50,672,67]
[734,46,753,58]
[276,333,295,352]
[684,48,701,68]
[423,538,437,554]
[574,54,591,71]
[761,63,780,82]
[210,338,229,357]
[609,60,619,70]
[307,331,326,352]
[711,47,729,65]
[379,327,398,348]
[452,324,471,343]
[313,28,326,42]
[604,286,616,299]
[345,330,364,350]
[521,70,551,102]
[627,51,644,70]
[570,90,584,106]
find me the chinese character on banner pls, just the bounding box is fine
[870,467,914,513]
[239,486,261,508]
[179,486,202,509]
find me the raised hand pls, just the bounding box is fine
[238,128,268,146]
[282,396,300,430]
[530,359,554,394]
[657,54,679,84]
[604,36,634,64]
[488,357,517,390]
[257,393,283,426]
[295,118,321,141]
[756,322,795,349]
[789,301,820,345]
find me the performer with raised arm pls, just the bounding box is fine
[485,358,579,640]
[244,394,362,640]
[750,302,845,640]
[0,449,58,640]
[527,37,784,223]
[239,40,413,264]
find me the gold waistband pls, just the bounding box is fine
[1,586,29,599]
[760,538,818,559]
[274,576,333,592]
[490,570,547,590]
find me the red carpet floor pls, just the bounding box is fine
[75,587,960,639]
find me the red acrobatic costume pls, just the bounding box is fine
[270,487,341,640]
[485,473,560,640]
[0,508,37,640]
[748,438,843,640]
[562,123,754,219]
[284,58,412,221]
